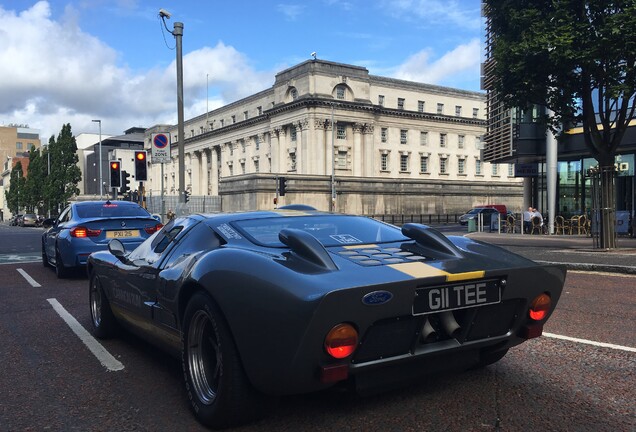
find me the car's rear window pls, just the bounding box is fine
[233,215,408,247]
[76,203,150,219]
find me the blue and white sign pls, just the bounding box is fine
[515,163,539,177]
[151,133,171,163]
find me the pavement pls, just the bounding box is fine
[465,231,636,274]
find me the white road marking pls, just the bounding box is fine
[17,268,41,287]
[47,298,125,372]
[544,332,636,353]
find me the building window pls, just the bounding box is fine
[440,157,448,174]
[437,103,444,114]
[381,127,388,143]
[420,131,428,146]
[27,143,34,150]
[337,150,347,168]
[455,105,462,116]
[418,100,425,112]
[440,133,447,148]
[458,135,465,149]
[420,156,429,173]
[255,136,260,151]
[458,158,465,174]
[290,88,298,100]
[473,108,479,118]
[244,111,248,120]
[229,165,234,176]
[378,95,384,106]
[381,154,388,171]
[337,124,346,139]
[257,106,263,115]
[400,154,409,172]
[241,161,245,174]
[508,164,514,176]
[400,129,408,145]
[290,152,296,171]
[492,164,499,176]
[241,140,246,153]
[200,126,204,134]
[254,159,260,173]
[220,119,224,127]
[231,115,236,124]
[398,98,405,110]
[16,142,23,149]
[476,159,482,175]
[229,144,234,156]
[336,85,346,100]
[290,127,297,142]
[191,129,195,137]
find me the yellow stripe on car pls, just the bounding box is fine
[389,261,485,282]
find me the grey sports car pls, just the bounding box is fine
[87,208,566,429]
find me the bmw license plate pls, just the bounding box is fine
[413,279,500,315]
[106,230,140,239]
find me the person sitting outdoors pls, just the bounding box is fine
[531,208,544,234]
[523,207,534,234]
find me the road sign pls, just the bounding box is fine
[151,133,171,163]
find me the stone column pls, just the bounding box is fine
[201,149,209,195]
[352,123,363,177]
[211,146,219,196]
[190,151,200,195]
[297,119,309,174]
[362,124,375,177]
[312,118,326,175]
[270,129,280,173]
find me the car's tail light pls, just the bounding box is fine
[529,293,551,321]
[324,323,358,359]
[70,226,102,238]
[144,223,163,234]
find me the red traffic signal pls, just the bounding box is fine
[109,160,121,188]
[134,151,148,181]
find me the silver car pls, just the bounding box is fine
[20,213,38,227]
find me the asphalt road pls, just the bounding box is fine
[0,261,634,431]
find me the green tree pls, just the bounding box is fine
[5,162,26,214]
[44,124,82,214]
[485,0,636,248]
[23,147,47,213]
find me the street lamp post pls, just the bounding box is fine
[92,119,103,199]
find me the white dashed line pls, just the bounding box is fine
[544,332,636,353]
[47,298,125,371]
[17,268,41,287]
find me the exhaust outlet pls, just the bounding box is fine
[420,318,437,342]
[440,311,461,338]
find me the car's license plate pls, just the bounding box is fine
[106,230,140,238]
[413,279,500,315]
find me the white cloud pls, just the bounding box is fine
[0,2,272,141]
[392,39,482,88]
[379,0,482,30]
[276,4,305,21]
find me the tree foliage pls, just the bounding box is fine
[485,0,636,166]
[5,162,26,214]
[43,123,82,214]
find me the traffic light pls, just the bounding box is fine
[184,189,190,203]
[134,151,148,181]
[109,161,121,188]
[278,176,287,196]
[120,171,131,195]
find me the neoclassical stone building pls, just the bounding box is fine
[145,60,523,214]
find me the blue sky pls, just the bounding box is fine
[0,1,483,141]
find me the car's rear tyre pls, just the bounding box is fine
[55,249,69,279]
[182,291,267,429]
[89,273,118,338]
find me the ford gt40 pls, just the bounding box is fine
[87,208,566,429]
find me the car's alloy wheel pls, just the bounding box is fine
[89,274,118,338]
[182,292,267,428]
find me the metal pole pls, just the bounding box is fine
[174,21,186,204]
[92,119,102,199]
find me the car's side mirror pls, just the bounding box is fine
[108,239,127,261]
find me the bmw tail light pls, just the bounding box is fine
[324,323,358,359]
[144,223,163,234]
[70,226,102,238]
[529,293,551,321]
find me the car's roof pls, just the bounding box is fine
[72,200,142,207]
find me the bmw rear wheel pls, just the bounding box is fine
[89,274,118,338]
[55,248,69,279]
[182,292,266,428]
